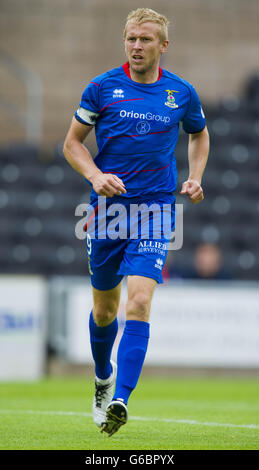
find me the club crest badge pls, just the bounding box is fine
[165,90,179,109]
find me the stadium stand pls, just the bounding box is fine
[0,78,258,280]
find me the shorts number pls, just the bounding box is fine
[86,233,92,255]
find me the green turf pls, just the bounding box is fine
[0,376,259,450]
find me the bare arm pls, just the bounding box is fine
[63,117,126,197]
[180,125,210,204]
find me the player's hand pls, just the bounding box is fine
[180,178,204,204]
[92,173,127,197]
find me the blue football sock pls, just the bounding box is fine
[113,320,150,404]
[89,311,118,380]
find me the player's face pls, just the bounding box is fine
[124,22,168,75]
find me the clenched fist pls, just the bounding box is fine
[180,179,204,204]
[92,173,127,197]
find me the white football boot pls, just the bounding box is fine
[92,360,117,428]
[101,399,128,437]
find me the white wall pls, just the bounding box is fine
[49,277,259,368]
[0,276,47,381]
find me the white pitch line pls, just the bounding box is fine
[0,409,259,430]
[131,415,259,430]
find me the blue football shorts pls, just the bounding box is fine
[85,193,175,291]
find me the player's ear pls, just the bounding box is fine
[161,40,169,54]
[124,39,128,57]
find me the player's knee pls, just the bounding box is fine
[126,292,151,322]
[93,304,117,327]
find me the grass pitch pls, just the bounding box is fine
[0,375,258,450]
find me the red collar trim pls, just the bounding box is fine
[122,62,162,82]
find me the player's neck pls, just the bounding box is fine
[129,65,160,84]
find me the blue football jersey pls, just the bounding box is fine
[75,62,206,198]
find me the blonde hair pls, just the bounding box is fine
[123,8,169,43]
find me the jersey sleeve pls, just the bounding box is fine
[74,81,100,126]
[182,84,206,134]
